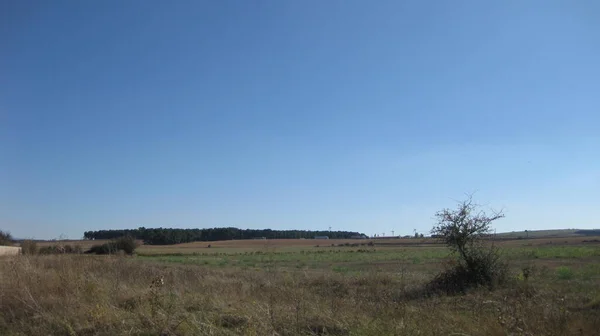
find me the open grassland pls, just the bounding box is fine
[137,236,600,255]
[2,238,600,335]
[495,229,582,239]
[29,235,599,255]
[140,245,600,275]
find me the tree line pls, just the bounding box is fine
[575,229,600,236]
[83,227,366,245]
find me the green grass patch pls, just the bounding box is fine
[556,266,574,280]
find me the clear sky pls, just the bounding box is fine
[1,0,599,239]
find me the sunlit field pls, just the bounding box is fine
[2,236,600,335]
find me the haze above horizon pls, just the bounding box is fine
[2,0,599,240]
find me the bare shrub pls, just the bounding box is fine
[39,245,60,254]
[64,244,83,254]
[20,240,38,255]
[0,230,13,246]
[428,196,509,294]
[426,247,509,294]
[37,244,82,255]
[86,236,138,255]
[114,236,138,255]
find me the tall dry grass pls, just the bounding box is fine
[1,255,599,335]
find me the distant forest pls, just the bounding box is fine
[83,227,366,245]
[576,229,600,236]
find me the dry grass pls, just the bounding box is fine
[176,238,432,248]
[1,252,600,336]
[27,236,598,256]
[34,240,129,250]
[137,239,435,256]
[496,236,600,247]
[136,236,600,256]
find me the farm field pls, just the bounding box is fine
[2,236,600,335]
[31,234,600,254]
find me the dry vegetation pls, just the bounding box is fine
[3,209,599,335]
[2,240,600,335]
[133,236,599,256]
[34,239,129,250]
[29,236,598,255]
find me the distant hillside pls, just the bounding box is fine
[495,229,600,239]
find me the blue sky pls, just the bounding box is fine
[1,0,599,239]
